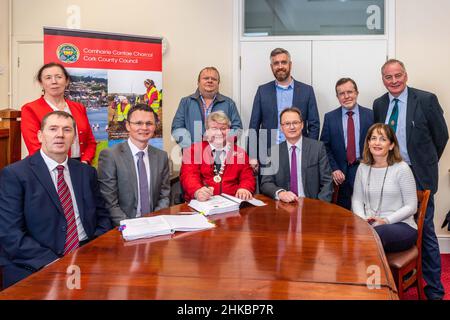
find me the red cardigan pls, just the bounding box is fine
[21,96,97,163]
[180,141,256,201]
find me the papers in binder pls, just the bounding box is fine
[120,214,215,241]
[188,193,266,216]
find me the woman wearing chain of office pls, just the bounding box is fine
[352,123,417,253]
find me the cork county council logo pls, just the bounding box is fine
[56,44,80,63]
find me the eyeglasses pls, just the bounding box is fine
[280,121,302,128]
[337,90,356,97]
[128,121,155,127]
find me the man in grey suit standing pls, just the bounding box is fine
[373,59,448,300]
[260,107,333,203]
[98,104,170,226]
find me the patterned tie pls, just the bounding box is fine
[137,151,151,215]
[389,98,399,132]
[346,111,356,164]
[56,165,79,255]
[290,146,298,196]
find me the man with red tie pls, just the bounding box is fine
[320,78,373,210]
[260,107,333,203]
[0,111,112,289]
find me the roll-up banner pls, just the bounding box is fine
[44,27,163,165]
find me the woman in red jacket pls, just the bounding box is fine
[21,62,97,164]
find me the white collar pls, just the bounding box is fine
[40,149,69,172]
[127,138,149,157]
[388,87,408,104]
[286,136,303,151]
[209,142,230,154]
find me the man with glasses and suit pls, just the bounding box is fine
[98,104,170,226]
[320,78,373,210]
[261,107,333,203]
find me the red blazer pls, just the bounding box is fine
[180,141,256,201]
[21,96,97,163]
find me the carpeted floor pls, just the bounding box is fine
[403,254,450,300]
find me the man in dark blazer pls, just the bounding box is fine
[320,78,373,210]
[261,108,332,203]
[249,48,320,171]
[373,59,448,300]
[98,104,170,226]
[0,111,112,289]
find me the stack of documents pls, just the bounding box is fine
[188,193,266,216]
[120,214,215,241]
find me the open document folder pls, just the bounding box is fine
[120,214,215,241]
[188,193,266,216]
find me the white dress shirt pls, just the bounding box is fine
[127,139,151,217]
[276,137,305,198]
[40,150,87,241]
[385,88,411,164]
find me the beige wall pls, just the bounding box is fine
[2,1,449,237]
[9,0,234,159]
[397,0,450,237]
[0,0,9,107]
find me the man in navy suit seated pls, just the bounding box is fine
[320,78,373,210]
[0,111,112,289]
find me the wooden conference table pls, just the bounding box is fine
[0,195,398,300]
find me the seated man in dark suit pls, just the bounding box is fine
[320,78,373,210]
[261,107,333,203]
[0,111,112,289]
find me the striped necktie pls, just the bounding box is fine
[56,165,79,255]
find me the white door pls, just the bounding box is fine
[14,41,44,157]
[312,40,388,121]
[15,42,44,109]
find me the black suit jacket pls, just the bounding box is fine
[260,138,333,202]
[373,87,448,193]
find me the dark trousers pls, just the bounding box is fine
[410,170,445,299]
[421,194,445,299]
[336,162,359,211]
[374,222,417,253]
